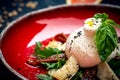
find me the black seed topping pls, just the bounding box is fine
[118,37,120,43]
[88,45,94,48]
[69,47,71,52]
[74,36,77,39]
[116,46,119,50]
[91,19,94,21]
[77,31,82,36]
[96,21,98,23]
[70,40,73,45]
[71,40,73,42]
[66,74,72,78]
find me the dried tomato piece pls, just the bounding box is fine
[54,33,68,43]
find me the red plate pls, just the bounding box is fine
[0,4,120,80]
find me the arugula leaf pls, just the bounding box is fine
[34,42,62,58]
[34,42,66,69]
[94,13,119,61]
[35,42,43,58]
[41,59,66,69]
[37,74,53,80]
[41,62,57,69]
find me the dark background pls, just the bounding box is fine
[0,0,120,80]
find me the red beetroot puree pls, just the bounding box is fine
[1,15,83,80]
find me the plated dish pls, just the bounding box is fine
[0,4,120,80]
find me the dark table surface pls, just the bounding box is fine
[0,0,120,80]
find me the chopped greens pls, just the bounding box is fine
[37,74,53,80]
[34,42,62,59]
[34,42,66,79]
[94,13,120,61]
[41,59,66,69]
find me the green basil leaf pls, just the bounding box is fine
[95,26,107,51]
[93,13,109,21]
[95,22,118,61]
[106,36,114,50]
[105,19,120,28]
[99,41,106,52]
[106,30,117,47]
[94,13,119,62]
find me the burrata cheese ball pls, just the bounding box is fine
[65,18,102,68]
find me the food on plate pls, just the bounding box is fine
[65,17,102,68]
[26,13,120,80]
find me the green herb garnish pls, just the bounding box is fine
[34,42,66,69]
[94,13,120,61]
[41,59,66,69]
[93,13,109,22]
[34,42,62,59]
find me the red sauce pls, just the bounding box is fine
[1,6,120,80]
